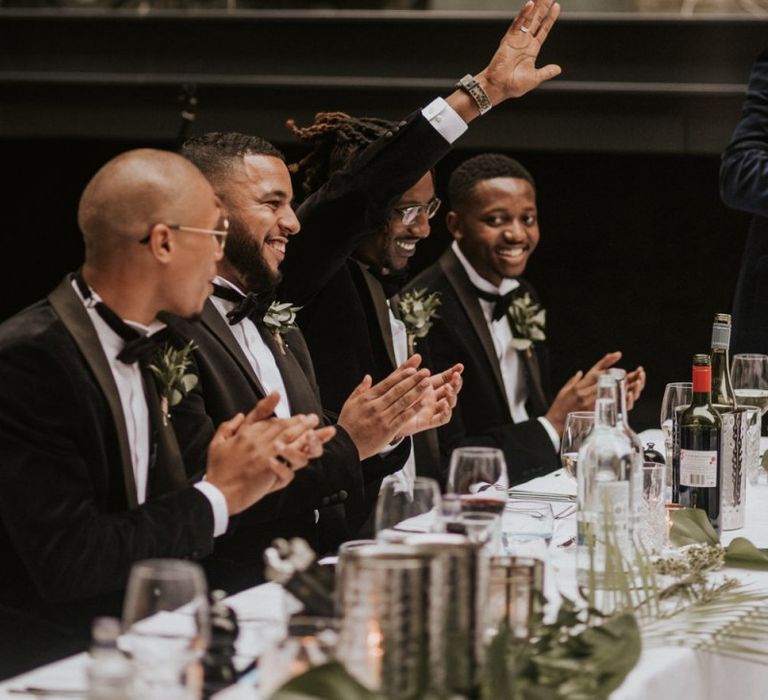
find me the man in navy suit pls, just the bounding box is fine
[721,49,768,355]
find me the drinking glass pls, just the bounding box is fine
[636,463,666,553]
[732,354,768,420]
[660,381,692,501]
[501,501,554,556]
[374,475,443,543]
[122,559,210,699]
[457,511,500,547]
[446,447,509,515]
[560,412,594,480]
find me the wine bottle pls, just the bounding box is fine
[678,354,722,535]
[711,313,737,410]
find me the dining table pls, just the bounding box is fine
[3,429,768,700]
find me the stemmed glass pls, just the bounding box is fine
[122,559,210,699]
[446,447,509,516]
[731,354,768,419]
[660,382,693,458]
[560,412,594,480]
[374,475,443,543]
[446,447,508,545]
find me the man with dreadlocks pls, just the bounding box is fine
[280,0,561,501]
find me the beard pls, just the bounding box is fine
[224,215,282,296]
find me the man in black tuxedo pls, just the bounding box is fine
[405,154,646,484]
[281,0,561,491]
[0,149,328,678]
[176,133,447,568]
[721,48,768,355]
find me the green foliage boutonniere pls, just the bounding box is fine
[263,301,303,355]
[507,293,546,354]
[396,288,441,356]
[147,340,198,423]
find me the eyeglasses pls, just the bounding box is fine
[392,197,441,226]
[139,218,230,251]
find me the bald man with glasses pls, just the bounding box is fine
[0,149,330,678]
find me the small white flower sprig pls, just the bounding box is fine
[263,301,303,355]
[397,288,441,356]
[147,340,199,424]
[507,293,546,354]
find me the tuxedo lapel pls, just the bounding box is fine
[354,260,398,369]
[439,251,509,412]
[520,348,548,417]
[201,300,267,399]
[48,275,138,507]
[259,326,323,415]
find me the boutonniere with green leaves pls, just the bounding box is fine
[396,288,441,356]
[147,340,198,424]
[507,292,546,355]
[263,301,302,355]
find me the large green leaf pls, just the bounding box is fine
[668,508,768,570]
[668,508,718,547]
[269,662,385,700]
[724,537,768,570]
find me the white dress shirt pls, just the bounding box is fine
[73,281,229,536]
[451,242,560,451]
[210,276,292,418]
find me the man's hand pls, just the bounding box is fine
[396,363,465,437]
[337,355,434,460]
[626,366,646,411]
[204,407,320,514]
[544,351,623,436]
[447,0,561,121]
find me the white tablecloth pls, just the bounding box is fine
[4,439,768,700]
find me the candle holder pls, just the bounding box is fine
[336,544,432,699]
[404,533,486,697]
[486,555,545,640]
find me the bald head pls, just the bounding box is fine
[78,148,215,262]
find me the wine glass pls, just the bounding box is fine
[374,475,443,543]
[660,382,693,456]
[560,412,594,480]
[122,559,210,699]
[446,447,509,517]
[731,354,768,417]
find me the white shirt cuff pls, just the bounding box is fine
[421,97,468,144]
[194,481,230,537]
[537,416,561,452]
[378,435,406,457]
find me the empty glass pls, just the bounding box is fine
[732,354,768,423]
[122,559,209,699]
[560,412,594,480]
[501,501,554,556]
[660,381,692,502]
[374,475,443,543]
[636,463,666,553]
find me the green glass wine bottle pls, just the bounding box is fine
[678,354,722,535]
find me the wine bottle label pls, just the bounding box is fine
[680,449,718,487]
[711,324,731,349]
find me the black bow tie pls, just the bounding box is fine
[360,262,408,298]
[473,286,517,322]
[75,272,184,365]
[211,283,275,326]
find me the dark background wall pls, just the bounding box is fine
[1,10,763,431]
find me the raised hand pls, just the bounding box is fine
[479,0,562,103]
[626,366,646,410]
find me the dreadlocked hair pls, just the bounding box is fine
[286,111,397,197]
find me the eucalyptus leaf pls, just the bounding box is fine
[269,662,385,700]
[181,373,198,392]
